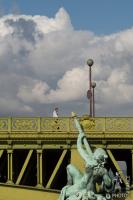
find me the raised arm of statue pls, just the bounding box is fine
[73,115,93,164]
[77,131,90,163]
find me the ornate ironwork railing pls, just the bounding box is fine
[0,117,133,134]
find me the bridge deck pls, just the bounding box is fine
[0,184,59,200]
[0,184,132,200]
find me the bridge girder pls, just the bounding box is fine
[0,116,132,191]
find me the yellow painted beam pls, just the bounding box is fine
[46,150,67,189]
[107,149,130,189]
[7,149,13,184]
[70,149,85,173]
[0,184,60,200]
[36,149,43,188]
[16,150,33,185]
[0,150,4,158]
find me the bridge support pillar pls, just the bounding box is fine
[36,149,43,188]
[7,149,13,184]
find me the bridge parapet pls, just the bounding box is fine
[0,117,132,140]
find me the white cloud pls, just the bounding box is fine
[0,8,133,116]
[0,97,33,114]
[33,7,73,34]
[17,68,88,103]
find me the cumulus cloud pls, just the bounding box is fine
[0,7,133,116]
[17,68,88,103]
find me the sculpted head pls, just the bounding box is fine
[93,148,108,164]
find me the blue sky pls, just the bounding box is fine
[1,0,133,35]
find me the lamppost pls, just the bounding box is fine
[91,82,96,117]
[87,59,94,117]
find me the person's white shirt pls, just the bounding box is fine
[53,109,58,117]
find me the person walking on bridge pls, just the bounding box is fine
[53,107,59,117]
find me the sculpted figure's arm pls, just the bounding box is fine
[72,112,93,163]
[77,131,91,163]
[102,172,114,192]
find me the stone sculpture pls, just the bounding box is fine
[58,113,114,200]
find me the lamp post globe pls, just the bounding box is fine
[91,82,96,88]
[87,59,94,67]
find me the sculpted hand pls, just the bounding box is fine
[71,112,77,118]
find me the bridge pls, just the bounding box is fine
[0,116,133,199]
